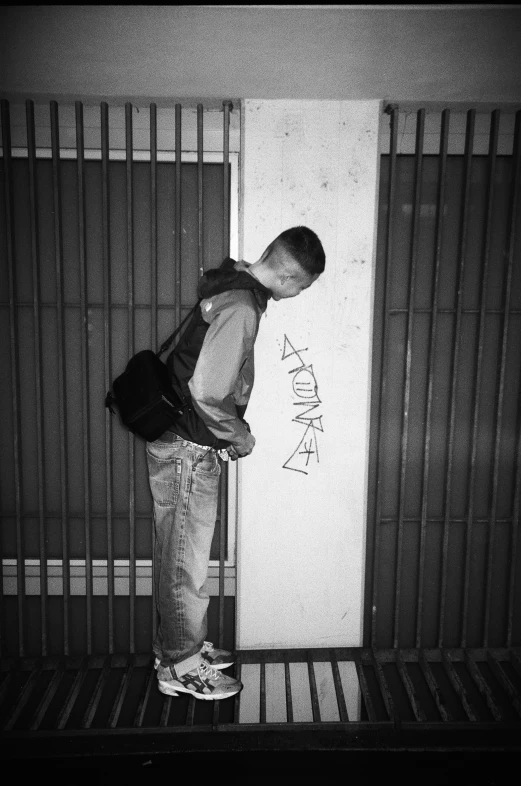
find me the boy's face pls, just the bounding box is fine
[269,253,319,301]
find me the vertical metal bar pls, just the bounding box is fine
[438,110,475,648]
[222,101,232,257]
[50,100,70,656]
[26,99,48,656]
[329,649,349,722]
[76,101,93,655]
[508,360,521,648]
[1,100,25,657]
[101,102,114,654]
[441,650,477,721]
[461,110,499,648]
[394,109,425,648]
[125,102,136,654]
[418,650,452,721]
[492,110,521,648]
[395,651,427,722]
[149,103,158,646]
[150,103,158,351]
[197,103,204,278]
[416,110,449,648]
[307,651,321,722]
[217,102,232,656]
[174,103,182,330]
[259,661,266,723]
[283,654,294,723]
[371,106,398,646]
[30,660,66,730]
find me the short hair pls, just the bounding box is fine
[272,226,325,276]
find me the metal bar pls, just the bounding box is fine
[3,662,43,731]
[50,100,70,656]
[511,650,521,681]
[29,660,66,730]
[81,656,112,729]
[160,696,171,727]
[486,651,521,717]
[233,659,242,723]
[418,650,452,722]
[329,649,349,722]
[463,649,503,721]
[101,102,114,654]
[284,654,294,723]
[76,101,93,655]
[441,650,478,721]
[174,103,182,330]
[439,109,475,648]
[504,111,521,649]
[125,102,136,655]
[149,103,158,646]
[416,109,449,648]
[307,651,321,723]
[259,661,267,724]
[132,664,155,728]
[394,109,425,649]
[371,106,398,647]
[212,694,221,727]
[1,100,25,658]
[370,648,397,723]
[197,103,204,278]
[222,101,232,257]
[218,472,227,651]
[186,695,196,726]
[108,656,134,728]
[395,650,427,722]
[482,111,504,649]
[461,111,499,648]
[56,657,90,730]
[150,103,158,352]
[26,99,48,657]
[354,660,377,722]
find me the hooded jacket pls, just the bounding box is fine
[166,258,271,452]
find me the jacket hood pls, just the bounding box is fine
[197,257,272,308]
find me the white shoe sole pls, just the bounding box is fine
[154,656,234,671]
[158,679,241,701]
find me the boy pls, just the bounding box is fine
[147,226,325,700]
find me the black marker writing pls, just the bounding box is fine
[281,335,324,475]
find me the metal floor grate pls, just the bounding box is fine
[1,648,520,756]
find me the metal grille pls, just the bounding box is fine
[0,99,236,658]
[1,648,520,751]
[367,107,521,649]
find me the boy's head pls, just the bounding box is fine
[256,226,325,301]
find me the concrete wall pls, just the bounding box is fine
[237,100,381,649]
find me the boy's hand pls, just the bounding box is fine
[227,433,255,460]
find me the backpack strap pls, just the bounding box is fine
[156,301,201,357]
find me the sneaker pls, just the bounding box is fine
[154,641,234,671]
[157,660,242,701]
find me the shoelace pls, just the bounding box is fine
[198,660,220,681]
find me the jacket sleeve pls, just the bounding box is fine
[188,292,257,453]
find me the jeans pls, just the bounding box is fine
[146,432,221,674]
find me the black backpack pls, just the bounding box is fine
[105,304,198,442]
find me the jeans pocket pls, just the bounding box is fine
[147,450,182,507]
[194,451,221,477]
